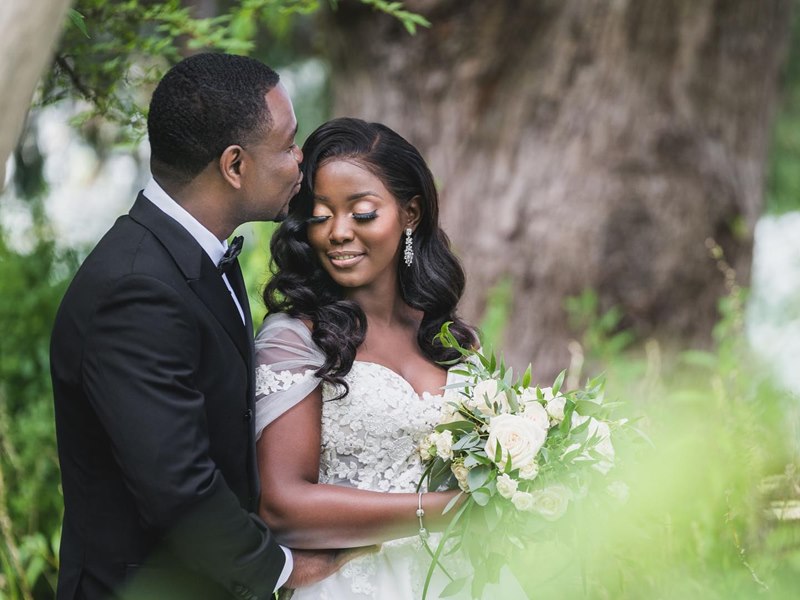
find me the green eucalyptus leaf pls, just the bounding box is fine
[472,488,492,506]
[467,464,491,491]
[435,420,474,433]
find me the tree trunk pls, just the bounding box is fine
[0,0,73,189]
[322,0,791,378]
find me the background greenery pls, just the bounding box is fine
[1,1,798,598]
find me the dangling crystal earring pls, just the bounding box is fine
[404,228,414,266]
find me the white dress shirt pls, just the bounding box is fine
[142,178,293,590]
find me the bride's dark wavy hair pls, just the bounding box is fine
[263,117,476,392]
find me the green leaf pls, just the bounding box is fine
[505,388,519,412]
[67,9,90,38]
[435,420,474,433]
[439,576,469,597]
[560,446,584,463]
[575,400,603,417]
[464,452,490,468]
[452,432,480,451]
[570,416,592,435]
[472,487,492,506]
[552,369,566,395]
[467,464,491,491]
[522,364,532,388]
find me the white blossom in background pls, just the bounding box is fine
[746,212,800,393]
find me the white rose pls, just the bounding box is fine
[530,485,571,521]
[485,414,547,471]
[419,434,436,460]
[511,490,535,511]
[541,386,556,401]
[521,400,550,430]
[468,379,509,415]
[545,395,567,424]
[568,415,615,474]
[496,473,519,499]
[518,460,540,480]
[451,461,470,491]
[440,389,465,422]
[518,387,538,404]
[431,430,454,460]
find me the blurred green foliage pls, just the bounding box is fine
[767,0,800,214]
[0,208,77,597]
[539,254,799,599]
[46,0,428,145]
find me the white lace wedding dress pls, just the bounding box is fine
[254,313,526,600]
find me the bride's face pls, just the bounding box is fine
[306,159,411,292]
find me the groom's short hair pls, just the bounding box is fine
[147,52,280,185]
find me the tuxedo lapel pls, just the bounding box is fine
[128,193,251,363]
[227,259,253,336]
[188,260,252,363]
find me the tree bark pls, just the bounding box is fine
[0,0,72,189]
[322,0,791,378]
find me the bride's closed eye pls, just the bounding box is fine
[307,211,378,224]
[352,210,378,221]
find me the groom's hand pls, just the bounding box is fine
[283,546,378,589]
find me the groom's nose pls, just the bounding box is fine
[292,145,303,164]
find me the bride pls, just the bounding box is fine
[254,118,522,599]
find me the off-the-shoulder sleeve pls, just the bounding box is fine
[253,313,325,438]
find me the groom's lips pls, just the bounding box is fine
[292,175,303,194]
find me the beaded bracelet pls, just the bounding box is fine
[417,491,429,540]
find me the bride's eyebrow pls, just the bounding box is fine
[313,191,382,203]
[347,191,382,201]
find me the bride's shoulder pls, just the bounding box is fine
[256,312,314,345]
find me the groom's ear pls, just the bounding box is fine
[219,145,245,189]
[404,195,423,231]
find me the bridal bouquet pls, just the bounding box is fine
[417,324,630,598]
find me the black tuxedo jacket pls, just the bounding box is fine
[50,193,284,600]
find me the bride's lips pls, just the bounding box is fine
[327,252,365,268]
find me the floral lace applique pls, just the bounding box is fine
[255,364,316,397]
[317,362,449,494]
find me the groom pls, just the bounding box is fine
[50,53,341,599]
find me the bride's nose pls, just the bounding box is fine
[329,216,354,244]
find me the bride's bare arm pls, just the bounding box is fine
[257,386,461,549]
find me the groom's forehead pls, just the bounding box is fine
[264,84,297,139]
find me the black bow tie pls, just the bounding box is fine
[218,235,243,274]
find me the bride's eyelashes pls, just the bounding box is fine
[306,210,378,225]
[352,210,378,221]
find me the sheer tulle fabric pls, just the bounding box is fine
[254,313,324,438]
